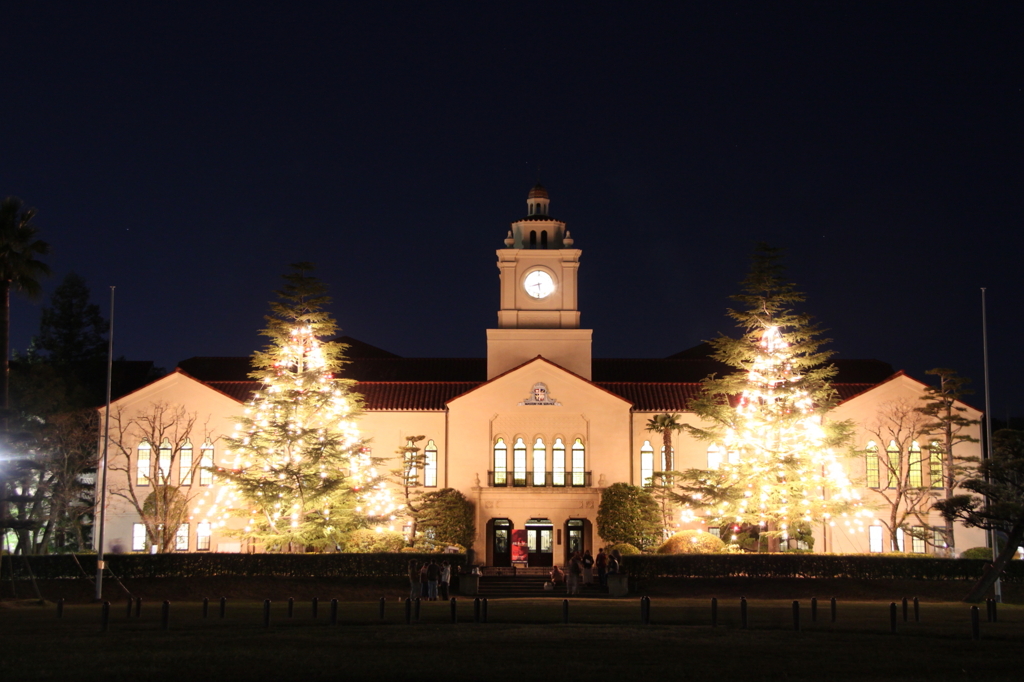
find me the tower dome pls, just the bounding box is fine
[526,183,551,218]
[527,182,549,200]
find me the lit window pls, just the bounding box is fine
[886,440,900,489]
[933,527,947,551]
[727,449,739,465]
[911,526,926,554]
[424,440,437,487]
[908,441,922,488]
[552,438,565,487]
[929,441,943,489]
[136,442,152,487]
[532,438,546,486]
[707,444,722,471]
[179,440,194,486]
[896,527,905,552]
[197,522,211,551]
[640,441,654,487]
[176,523,189,551]
[200,443,214,486]
[708,527,721,538]
[571,438,585,486]
[132,523,147,552]
[865,441,879,489]
[493,438,507,486]
[513,438,528,487]
[158,438,172,484]
[868,526,883,553]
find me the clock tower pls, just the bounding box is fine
[486,184,593,379]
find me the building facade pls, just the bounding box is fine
[97,185,986,561]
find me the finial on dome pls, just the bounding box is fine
[527,182,548,200]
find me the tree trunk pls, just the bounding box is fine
[1,280,9,415]
[962,519,1024,603]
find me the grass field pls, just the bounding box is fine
[1,596,1020,681]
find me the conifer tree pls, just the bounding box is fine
[678,244,869,550]
[217,263,395,551]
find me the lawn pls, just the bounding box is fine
[1,597,1020,681]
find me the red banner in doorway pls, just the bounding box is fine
[511,529,528,563]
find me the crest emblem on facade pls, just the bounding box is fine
[519,382,560,406]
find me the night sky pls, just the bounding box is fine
[4,3,1022,416]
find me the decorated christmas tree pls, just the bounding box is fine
[215,263,396,551]
[680,244,870,550]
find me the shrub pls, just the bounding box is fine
[345,529,407,553]
[960,547,994,560]
[597,483,661,551]
[609,543,640,556]
[657,531,725,555]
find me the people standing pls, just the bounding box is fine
[408,559,420,601]
[582,549,594,585]
[568,552,583,595]
[420,562,429,599]
[440,560,451,600]
[426,560,441,601]
[596,548,608,587]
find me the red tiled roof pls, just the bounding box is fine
[596,382,702,411]
[358,382,479,411]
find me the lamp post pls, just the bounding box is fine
[981,287,1001,603]
[94,287,114,601]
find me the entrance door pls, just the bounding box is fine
[525,519,553,567]
[492,519,512,567]
[566,519,584,560]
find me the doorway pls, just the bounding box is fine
[525,518,553,567]
[491,519,512,567]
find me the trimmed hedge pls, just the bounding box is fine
[1,552,467,581]
[621,554,1024,582]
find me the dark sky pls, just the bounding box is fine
[3,3,1022,416]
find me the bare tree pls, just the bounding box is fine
[107,403,218,553]
[860,399,937,552]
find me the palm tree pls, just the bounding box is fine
[645,413,682,471]
[0,197,51,412]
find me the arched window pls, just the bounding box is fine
[929,441,943,489]
[532,437,546,486]
[865,441,880,489]
[908,441,923,488]
[552,438,566,487]
[529,230,537,248]
[424,440,438,487]
[513,437,528,486]
[886,440,900,489]
[136,441,152,486]
[640,440,654,487]
[707,444,722,471]
[158,438,173,484]
[179,439,194,486]
[540,230,548,248]
[493,438,507,486]
[571,438,585,486]
[199,442,214,486]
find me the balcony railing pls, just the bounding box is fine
[487,471,592,488]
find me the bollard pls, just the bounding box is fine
[312,597,318,619]
[450,597,458,624]
[991,598,998,623]
[135,597,142,618]
[913,597,919,623]
[474,597,481,623]
[830,596,837,624]
[740,597,748,629]
[379,597,386,620]
[330,599,338,625]
[562,599,569,624]
[482,598,488,623]
[101,601,110,632]
[711,597,718,628]
[971,605,980,640]
[810,597,817,622]
[889,602,897,634]
[288,597,294,618]
[126,597,133,619]
[203,597,209,619]
[263,599,271,628]
[414,598,421,622]
[161,601,170,631]
[57,598,65,619]
[792,601,800,631]
[641,596,651,625]
[902,597,908,622]
[405,598,412,624]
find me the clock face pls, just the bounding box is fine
[523,270,555,299]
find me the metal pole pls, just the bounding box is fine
[94,286,115,601]
[981,288,1002,603]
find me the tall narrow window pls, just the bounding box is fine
[540,231,548,248]
[197,522,211,551]
[532,437,546,486]
[529,230,537,248]
[136,441,152,487]
[929,441,943,489]
[911,526,926,553]
[176,523,190,551]
[571,438,585,486]
[200,443,214,486]
[707,444,722,471]
[132,523,148,552]
[552,438,566,487]
[404,439,419,487]
[896,527,905,552]
[513,437,527,486]
[868,526,883,553]
[640,441,654,487]
[424,440,437,487]
[493,438,507,486]
[886,440,900,489]
[865,441,879,489]
[908,441,922,488]
[158,438,172,484]
[179,439,194,486]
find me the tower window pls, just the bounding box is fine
[541,231,548,248]
[529,230,537,248]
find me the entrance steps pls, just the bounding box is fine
[477,568,608,599]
